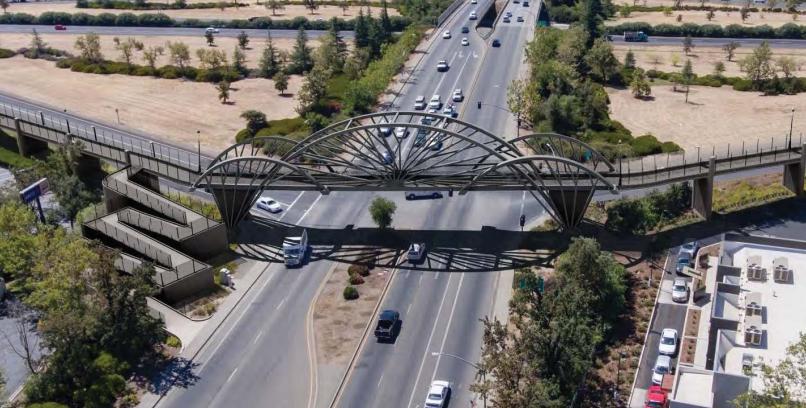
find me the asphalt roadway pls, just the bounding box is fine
[0,24,350,39]
[610,35,806,48]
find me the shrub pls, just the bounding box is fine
[165,335,181,348]
[343,285,359,300]
[630,134,664,156]
[348,264,370,277]
[732,78,754,92]
[349,274,365,285]
[0,48,15,58]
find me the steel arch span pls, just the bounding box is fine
[194,112,616,230]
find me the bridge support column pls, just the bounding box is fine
[782,142,806,196]
[209,187,262,239]
[545,187,595,229]
[692,156,716,221]
[13,118,47,158]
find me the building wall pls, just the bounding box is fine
[712,372,750,408]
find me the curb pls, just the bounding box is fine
[327,266,399,408]
[626,251,670,406]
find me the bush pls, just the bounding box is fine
[348,264,371,277]
[349,274,365,285]
[165,335,181,348]
[606,21,806,39]
[343,285,359,300]
[631,134,664,156]
[0,48,15,58]
[605,182,691,234]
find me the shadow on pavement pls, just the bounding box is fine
[140,356,200,396]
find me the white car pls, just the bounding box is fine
[414,95,426,110]
[394,127,409,138]
[378,126,392,137]
[672,278,689,303]
[470,0,477,3]
[424,380,451,407]
[452,88,463,102]
[652,355,672,385]
[436,60,449,72]
[205,27,219,34]
[428,94,441,110]
[658,328,678,356]
[442,30,451,39]
[469,11,478,19]
[256,197,282,213]
[442,104,456,117]
[461,37,469,46]
[407,243,427,263]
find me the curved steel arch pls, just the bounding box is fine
[509,133,616,172]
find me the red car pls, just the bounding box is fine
[645,385,669,408]
[54,25,67,30]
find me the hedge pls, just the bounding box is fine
[77,0,248,10]
[646,69,806,94]
[606,22,806,39]
[0,48,15,58]
[55,57,245,83]
[615,4,803,13]
[0,12,411,31]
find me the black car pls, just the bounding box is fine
[374,310,400,341]
[492,39,501,47]
[461,26,469,33]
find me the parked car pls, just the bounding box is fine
[645,385,669,408]
[452,89,464,102]
[442,30,452,39]
[652,355,673,385]
[394,127,409,138]
[675,253,692,274]
[461,26,470,33]
[407,243,427,262]
[255,197,282,213]
[658,328,678,356]
[424,380,451,408]
[436,60,449,72]
[54,24,67,30]
[492,38,501,47]
[374,310,400,341]
[679,240,699,258]
[672,278,689,303]
[461,37,469,46]
[414,95,427,110]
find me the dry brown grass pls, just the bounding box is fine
[608,8,806,28]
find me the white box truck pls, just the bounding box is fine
[283,228,308,267]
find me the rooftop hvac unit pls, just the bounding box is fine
[742,353,754,375]
[746,301,762,316]
[745,326,762,346]
[748,265,764,281]
[773,266,791,283]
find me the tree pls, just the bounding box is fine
[0,202,39,285]
[274,71,289,95]
[0,0,8,14]
[114,37,142,72]
[713,60,726,77]
[706,9,715,20]
[366,13,384,57]
[240,110,267,135]
[630,69,651,98]
[507,79,528,130]
[670,53,681,67]
[580,0,603,48]
[287,27,313,75]
[777,55,797,79]
[232,46,246,75]
[735,333,806,406]
[142,45,164,71]
[369,197,396,228]
[681,59,694,103]
[584,37,619,82]
[354,9,369,48]
[205,30,215,46]
[166,41,191,74]
[237,30,249,50]
[340,0,348,16]
[296,64,330,114]
[217,81,231,103]
[723,41,740,61]
[624,49,636,69]
[264,0,284,15]
[74,32,103,63]
[258,31,282,78]
[314,20,347,73]
[740,41,775,88]
[29,28,47,59]
[304,0,317,14]
[740,5,750,21]
[648,53,663,69]
[682,35,694,55]
[379,0,393,43]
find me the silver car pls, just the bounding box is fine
[672,278,689,303]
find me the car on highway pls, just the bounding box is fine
[461,26,470,33]
[461,37,469,46]
[658,328,678,356]
[414,128,429,146]
[427,108,439,114]
[672,278,689,303]
[414,95,427,110]
[379,126,392,137]
[469,11,478,19]
[54,24,67,30]
[205,27,220,34]
[428,137,444,151]
[505,11,512,17]
[424,380,451,408]
[255,197,282,213]
[523,0,529,5]
[492,38,501,47]
[442,104,457,118]
[502,16,511,23]
[374,310,400,342]
[407,242,427,262]
[471,0,477,3]
[675,252,692,274]
[452,89,464,102]
[442,30,451,39]
[517,15,524,22]
[394,127,409,138]
[406,191,443,200]
[652,355,672,385]
[514,0,520,2]
[678,240,699,258]
[428,94,442,110]
[436,60,450,72]
[382,150,394,165]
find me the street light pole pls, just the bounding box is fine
[431,352,487,408]
[789,107,795,150]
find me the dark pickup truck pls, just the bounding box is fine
[374,310,400,342]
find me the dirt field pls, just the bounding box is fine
[607,9,804,27]
[0,56,302,153]
[5,2,397,21]
[313,266,391,365]
[612,45,806,76]
[607,85,806,152]
[618,0,791,8]
[0,32,298,69]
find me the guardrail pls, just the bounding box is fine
[437,0,466,27]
